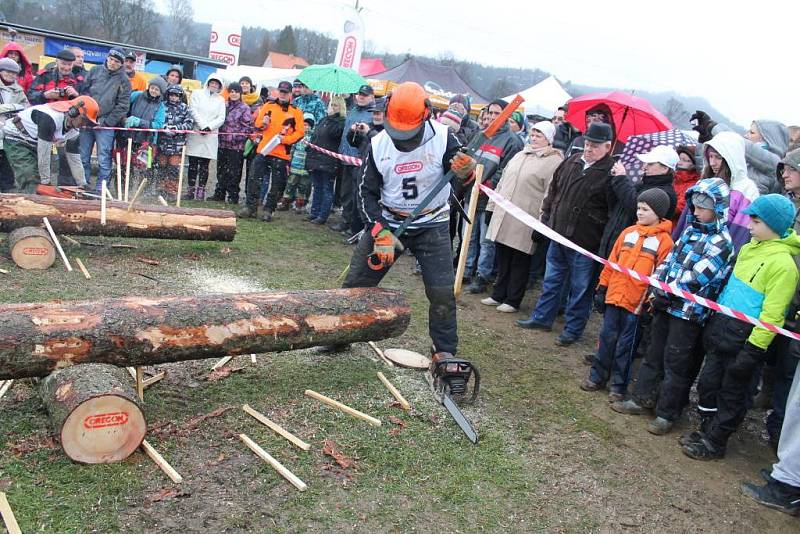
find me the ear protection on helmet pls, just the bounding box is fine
[67,100,85,118]
[384,89,433,122]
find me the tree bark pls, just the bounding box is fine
[0,193,236,241]
[39,363,146,464]
[0,288,410,379]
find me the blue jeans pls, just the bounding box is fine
[590,305,640,393]
[463,209,495,279]
[80,128,115,188]
[310,169,335,221]
[528,241,597,338]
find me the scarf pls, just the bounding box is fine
[242,91,260,106]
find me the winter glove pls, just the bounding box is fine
[593,286,608,314]
[125,116,141,128]
[450,151,476,182]
[728,342,767,380]
[689,110,717,143]
[368,223,403,270]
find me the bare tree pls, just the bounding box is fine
[664,97,690,128]
[166,0,193,53]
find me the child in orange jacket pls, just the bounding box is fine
[582,188,675,400]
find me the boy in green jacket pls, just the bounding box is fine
[683,194,800,460]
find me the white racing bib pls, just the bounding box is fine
[370,121,450,228]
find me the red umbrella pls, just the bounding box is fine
[565,91,672,144]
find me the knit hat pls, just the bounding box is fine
[637,188,671,219]
[450,93,471,109]
[489,99,508,111]
[743,194,797,237]
[441,105,465,125]
[166,65,183,81]
[148,76,168,95]
[227,82,242,93]
[0,57,20,74]
[303,112,315,127]
[108,48,125,62]
[778,147,800,177]
[510,111,524,129]
[238,75,252,86]
[531,121,555,144]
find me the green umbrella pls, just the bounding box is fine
[297,64,367,94]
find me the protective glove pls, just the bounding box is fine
[689,110,717,143]
[728,342,767,380]
[125,116,141,128]
[450,151,476,181]
[593,286,607,314]
[369,223,403,269]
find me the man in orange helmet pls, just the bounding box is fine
[340,81,476,362]
[2,95,97,192]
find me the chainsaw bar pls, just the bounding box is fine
[425,371,479,444]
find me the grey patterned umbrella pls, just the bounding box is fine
[620,129,696,181]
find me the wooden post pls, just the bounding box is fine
[74,257,91,279]
[242,404,310,451]
[157,195,169,207]
[142,371,165,388]
[454,164,484,299]
[124,138,132,202]
[0,492,22,534]
[239,434,307,491]
[127,179,148,212]
[0,379,12,400]
[100,180,107,225]
[176,145,186,207]
[43,217,73,272]
[304,389,381,427]
[377,372,411,411]
[211,356,233,370]
[116,152,123,201]
[135,367,144,400]
[141,440,183,483]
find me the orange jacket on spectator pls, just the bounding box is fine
[129,72,147,92]
[599,219,674,314]
[254,100,304,161]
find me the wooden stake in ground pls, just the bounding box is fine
[42,217,72,272]
[127,179,148,213]
[239,434,307,491]
[0,492,22,534]
[250,354,257,364]
[135,366,144,400]
[74,257,91,279]
[454,164,484,299]
[39,363,146,463]
[62,234,80,246]
[141,440,183,483]
[242,404,310,451]
[116,152,123,200]
[124,137,132,202]
[211,356,233,370]
[0,379,12,400]
[367,341,395,367]
[101,179,107,225]
[142,371,165,388]
[157,195,169,207]
[304,389,381,427]
[377,372,411,411]
[176,145,186,207]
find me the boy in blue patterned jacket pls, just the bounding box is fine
[277,113,314,213]
[612,178,735,436]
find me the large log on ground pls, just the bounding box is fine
[39,363,146,464]
[0,193,236,241]
[0,288,410,379]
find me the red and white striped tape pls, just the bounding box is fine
[479,184,800,342]
[301,139,362,166]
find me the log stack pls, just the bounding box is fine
[0,288,411,380]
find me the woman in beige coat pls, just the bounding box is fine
[482,121,563,312]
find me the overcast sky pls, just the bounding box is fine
[158,0,799,126]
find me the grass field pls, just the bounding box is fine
[0,202,796,533]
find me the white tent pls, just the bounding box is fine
[212,65,303,91]
[504,76,571,118]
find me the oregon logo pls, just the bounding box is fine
[394,161,423,174]
[340,36,357,68]
[84,412,129,429]
[22,247,48,256]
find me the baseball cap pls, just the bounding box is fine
[124,50,137,61]
[277,81,292,93]
[367,97,386,112]
[292,79,306,87]
[56,49,76,62]
[357,84,374,96]
[636,145,680,171]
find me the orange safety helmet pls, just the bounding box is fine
[48,95,100,124]
[384,82,431,141]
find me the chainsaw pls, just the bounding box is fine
[426,356,481,444]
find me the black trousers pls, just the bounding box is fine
[215,148,244,202]
[633,311,703,420]
[343,223,458,354]
[697,314,756,447]
[245,155,289,210]
[767,336,800,440]
[187,156,210,189]
[0,150,14,192]
[340,164,358,227]
[490,242,532,308]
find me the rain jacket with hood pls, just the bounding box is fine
[673,132,759,251]
[713,120,789,194]
[292,93,326,125]
[653,178,734,324]
[218,98,252,152]
[185,75,226,160]
[158,86,193,156]
[81,60,131,127]
[0,42,33,92]
[0,76,29,149]
[599,219,674,315]
[716,229,800,349]
[124,89,166,144]
[253,99,304,161]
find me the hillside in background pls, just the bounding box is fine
[0,1,742,129]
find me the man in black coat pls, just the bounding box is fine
[517,123,617,346]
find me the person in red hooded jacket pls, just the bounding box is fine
[0,42,33,93]
[672,145,700,222]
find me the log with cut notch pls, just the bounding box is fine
[0,193,235,241]
[0,288,410,379]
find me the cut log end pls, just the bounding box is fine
[7,226,55,270]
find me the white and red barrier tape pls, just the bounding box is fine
[480,184,800,342]
[300,139,362,166]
